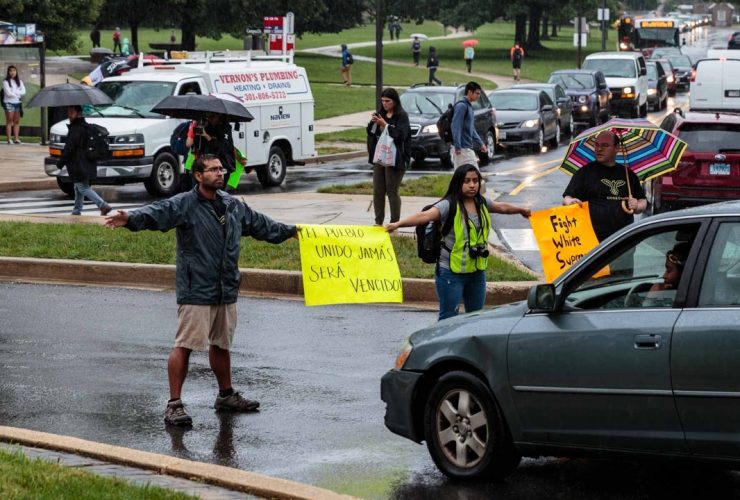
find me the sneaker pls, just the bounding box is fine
[6,140,11,144]
[165,399,193,426]
[100,205,112,216]
[214,391,260,412]
[13,139,21,144]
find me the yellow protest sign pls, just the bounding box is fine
[297,225,403,306]
[530,203,602,283]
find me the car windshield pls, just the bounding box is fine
[583,58,637,78]
[90,81,176,118]
[678,123,740,152]
[647,65,658,79]
[490,93,537,111]
[667,55,691,68]
[400,92,455,115]
[548,74,595,89]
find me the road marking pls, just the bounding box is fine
[494,158,561,176]
[509,165,563,196]
[500,228,540,251]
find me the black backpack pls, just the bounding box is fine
[346,52,354,65]
[416,203,454,264]
[170,121,191,156]
[436,101,461,144]
[84,123,110,161]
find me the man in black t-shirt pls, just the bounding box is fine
[563,130,647,242]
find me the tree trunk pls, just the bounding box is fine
[129,22,140,55]
[541,16,550,40]
[181,26,196,51]
[527,5,544,49]
[515,14,527,45]
[551,21,558,38]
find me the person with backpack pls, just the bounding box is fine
[56,106,112,216]
[452,81,487,169]
[340,44,353,87]
[411,36,421,66]
[367,87,411,226]
[426,47,442,86]
[510,41,525,81]
[385,164,530,321]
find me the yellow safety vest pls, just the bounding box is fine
[448,201,491,273]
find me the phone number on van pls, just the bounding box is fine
[243,91,288,101]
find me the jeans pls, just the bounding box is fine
[435,266,487,321]
[428,68,441,85]
[372,163,405,225]
[72,181,108,214]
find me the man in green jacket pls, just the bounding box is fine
[105,154,297,426]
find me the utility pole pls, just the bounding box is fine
[601,0,607,50]
[577,16,582,69]
[375,0,384,108]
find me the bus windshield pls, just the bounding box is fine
[635,28,680,48]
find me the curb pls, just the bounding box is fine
[303,150,365,165]
[0,256,537,306]
[0,426,355,500]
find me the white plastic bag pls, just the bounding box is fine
[372,127,396,167]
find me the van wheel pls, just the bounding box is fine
[639,102,648,117]
[257,146,287,187]
[57,178,74,197]
[145,152,179,197]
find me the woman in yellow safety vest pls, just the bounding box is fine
[386,164,531,321]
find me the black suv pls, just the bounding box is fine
[547,69,611,128]
[400,85,497,168]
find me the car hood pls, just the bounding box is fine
[494,109,539,123]
[563,88,596,97]
[49,116,171,136]
[407,113,441,126]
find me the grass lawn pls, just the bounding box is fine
[0,447,194,500]
[296,21,448,49]
[319,174,452,198]
[315,128,366,143]
[354,22,612,83]
[0,220,534,281]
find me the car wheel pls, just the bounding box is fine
[144,152,179,197]
[550,122,560,148]
[424,371,521,481]
[257,145,287,187]
[57,178,74,197]
[639,102,648,117]
[535,127,544,153]
[568,113,575,135]
[413,153,426,166]
[661,95,668,110]
[440,149,454,169]
[631,104,640,119]
[486,130,496,162]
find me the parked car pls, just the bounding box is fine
[663,54,693,91]
[583,51,649,118]
[400,85,497,168]
[646,60,668,111]
[382,200,740,481]
[489,89,560,152]
[728,31,740,49]
[513,82,575,135]
[648,110,740,213]
[548,69,611,127]
[654,58,678,96]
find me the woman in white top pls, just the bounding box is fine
[3,66,26,144]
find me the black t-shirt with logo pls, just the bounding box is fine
[562,161,645,242]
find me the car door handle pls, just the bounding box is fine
[634,334,662,350]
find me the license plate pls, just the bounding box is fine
[499,131,507,140]
[710,163,731,175]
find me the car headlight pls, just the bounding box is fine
[578,95,588,104]
[49,133,62,143]
[112,133,144,144]
[394,339,413,370]
[496,121,504,127]
[619,42,629,50]
[667,75,675,83]
[623,87,633,95]
[648,88,657,95]
[421,124,438,134]
[521,119,539,128]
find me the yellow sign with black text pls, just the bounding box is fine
[530,203,602,283]
[297,225,403,306]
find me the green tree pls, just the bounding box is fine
[0,0,103,52]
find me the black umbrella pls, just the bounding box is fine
[152,94,254,122]
[26,83,113,108]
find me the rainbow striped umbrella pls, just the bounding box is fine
[560,118,688,182]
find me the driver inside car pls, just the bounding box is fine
[641,241,690,307]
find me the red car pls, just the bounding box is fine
[648,110,740,213]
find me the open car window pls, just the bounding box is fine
[563,224,700,310]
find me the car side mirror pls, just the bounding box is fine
[527,284,556,312]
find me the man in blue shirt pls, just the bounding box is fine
[451,81,487,168]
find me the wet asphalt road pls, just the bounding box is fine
[4,283,740,498]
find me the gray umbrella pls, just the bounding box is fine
[26,83,113,108]
[152,94,254,122]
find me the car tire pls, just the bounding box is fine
[144,152,179,197]
[639,102,648,117]
[486,130,496,163]
[568,113,575,135]
[257,145,287,187]
[661,95,668,110]
[440,149,454,169]
[590,112,598,128]
[550,122,560,148]
[57,178,74,197]
[631,104,640,119]
[413,153,426,166]
[424,371,521,481]
[534,127,544,153]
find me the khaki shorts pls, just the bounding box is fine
[175,304,237,351]
[452,147,479,168]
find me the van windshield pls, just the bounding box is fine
[583,59,637,78]
[90,81,176,118]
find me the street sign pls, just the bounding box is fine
[573,17,589,33]
[573,33,588,46]
[598,8,610,21]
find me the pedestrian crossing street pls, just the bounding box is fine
[0,195,146,216]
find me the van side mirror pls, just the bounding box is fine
[527,284,557,312]
[640,67,647,76]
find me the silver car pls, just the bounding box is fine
[382,201,740,481]
[513,82,575,136]
[490,89,560,153]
